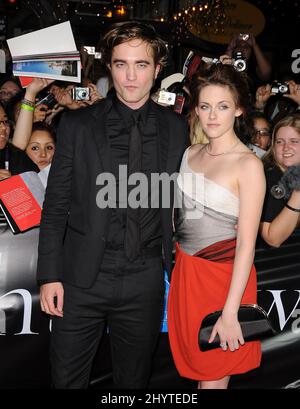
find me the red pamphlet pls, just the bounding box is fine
[0,172,45,233]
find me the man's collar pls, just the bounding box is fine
[113,94,151,125]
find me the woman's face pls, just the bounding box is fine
[274,126,300,168]
[26,130,55,170]
[0,105,10,150]
[195,84,242,140]
[252,117,271,150]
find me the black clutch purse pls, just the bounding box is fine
[198,304,276,352]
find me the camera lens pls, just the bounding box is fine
[234,59,246,72]
[278,84,288,93]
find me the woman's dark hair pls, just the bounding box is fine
[100,21,168,69]
[189,63,253,144]
[31,121,56,144]
[250,110,272,141]
[252,110,272,123]
[0,76,22,90]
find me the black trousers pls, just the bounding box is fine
[50,249,165,389]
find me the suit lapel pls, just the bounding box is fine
[90,98,113,173]
[152,101,169,174]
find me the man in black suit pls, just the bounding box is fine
[37,21,189,388]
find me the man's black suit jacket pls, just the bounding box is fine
[37,97,189,288]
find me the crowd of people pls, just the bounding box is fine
[0,20,300,389]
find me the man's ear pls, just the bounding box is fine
[154,64,161,80]
[107,64,111,72]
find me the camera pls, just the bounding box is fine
[271,81,290,95]
[83,45,102,59]
[158,90,176,105]
[239,33,249,41]
[233,51,247,72]
[71,87,90,101]
[36,93,57,109]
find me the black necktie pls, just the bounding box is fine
[125,113,142,261]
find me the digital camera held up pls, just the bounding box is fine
[158,90,176,105]
[71,87,90,101]
[233,51,247,72]
[239,33,249,41]
[36,93,57,109]
[271,81,290,95]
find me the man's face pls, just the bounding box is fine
[109,39,160,109]
[0,81,21,103]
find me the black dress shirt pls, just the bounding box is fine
[105,95,162,250]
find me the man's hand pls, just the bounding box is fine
[226,34,239,56]
[0,169,11,180]
[246,33,256,48]
[40,282,64,317]
[255,84,274,110]
[219,54,234,65]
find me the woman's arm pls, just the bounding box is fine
[224,156,266,313]
[209,155,266,351]
[260,190,300,247]
[12,78,53,150]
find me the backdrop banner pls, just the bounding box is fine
[1,225,300,389]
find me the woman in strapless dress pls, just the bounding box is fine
[168,64,266,389]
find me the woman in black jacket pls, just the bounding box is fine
[260,114,300,247]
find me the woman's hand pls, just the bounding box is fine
[209,311,245,352]
[33,103,50,122]
[25,78,54,101]
[55,86,74,107]
[88,83,103,104]
[55,86,89,110]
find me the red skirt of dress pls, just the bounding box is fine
[167,241,262,381]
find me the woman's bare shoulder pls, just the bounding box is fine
[189,143,206,155]
[237,149,265,176]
